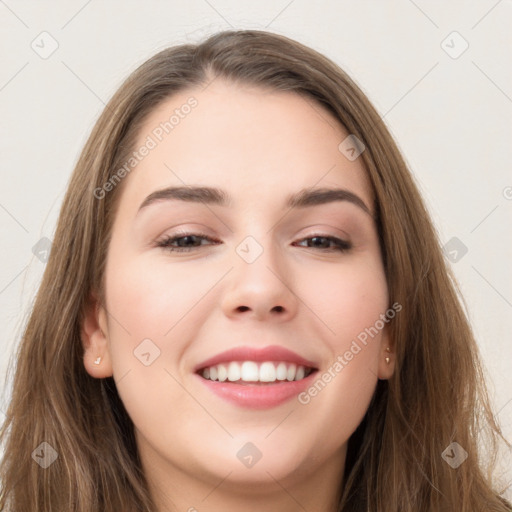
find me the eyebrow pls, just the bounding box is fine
[137,185,373,217]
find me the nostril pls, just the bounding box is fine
[237,306,249,312]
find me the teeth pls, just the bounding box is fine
[276,362,287,380]
[259,362,276,382]
[201,361,312,383]
[217,364,228,382]
[227,361,241,381]
[286,363,297,381]
[240,361,259,381]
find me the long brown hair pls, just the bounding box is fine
[1,29,510,511]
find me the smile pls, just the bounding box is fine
[194,345,319,409]
[199,361,314,383]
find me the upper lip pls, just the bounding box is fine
[194,345,318,372]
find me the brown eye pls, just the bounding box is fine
[157,233,219,252]
[295,235,351,252]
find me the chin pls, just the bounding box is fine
[191,433,312,485]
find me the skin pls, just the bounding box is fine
[82,79,395,512]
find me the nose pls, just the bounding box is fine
[221,237,299,323]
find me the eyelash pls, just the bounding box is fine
[156,232,352,253]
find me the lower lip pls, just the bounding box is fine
[195,372,317,409]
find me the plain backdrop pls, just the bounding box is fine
[0,0,511,497]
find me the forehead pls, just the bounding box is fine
[119,80,373,213]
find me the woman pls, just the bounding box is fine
[0,29,510,511]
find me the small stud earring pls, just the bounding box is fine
[94,356,102,365]
[385,356,390,364]
[385,347,391,364]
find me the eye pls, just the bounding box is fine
[156,232,351,253]
[156,232,220,252]
[294,235,352,252]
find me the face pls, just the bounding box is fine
[83,79,394,502]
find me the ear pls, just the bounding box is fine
[377,323,395,380]
[81,293,113,378]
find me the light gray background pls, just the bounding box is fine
[1,0,511,496]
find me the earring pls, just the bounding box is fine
[385,346,391,364]
[94,356,102,365]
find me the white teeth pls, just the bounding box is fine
[240,361,259,381]
[217,364,228,382]
[276,362,287,381]
[227,361,241,381]
[259,362,276,382]
[286,363,297,381]
[200,361,312,383]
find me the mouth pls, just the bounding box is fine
[193,345,319,409]
[197,361,316,384]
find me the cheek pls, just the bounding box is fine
[294,257,388,429]
[102,252,203,361]
[102,255,219,446]
[302,256,389,348]
[105,253,222,341]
